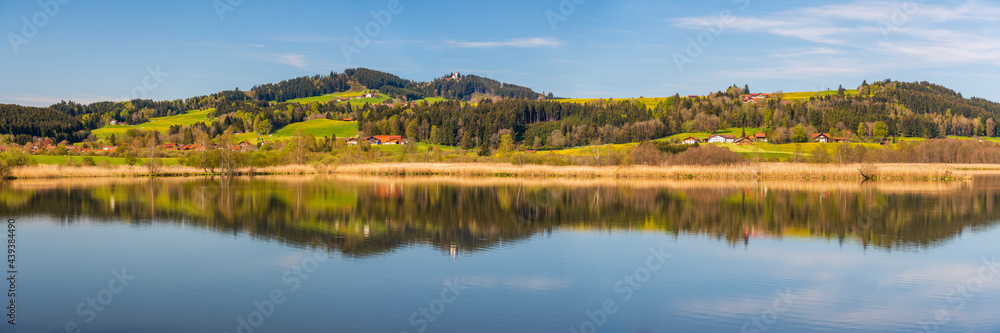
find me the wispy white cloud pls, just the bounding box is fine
[268,53,309,69]
[447,37,562,49]
[269,35,346,43]
[5,92,115,106]
[672,0,1000,67]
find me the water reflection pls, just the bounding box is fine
[4,176,1000,255]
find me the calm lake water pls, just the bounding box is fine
[4,176,1000,332]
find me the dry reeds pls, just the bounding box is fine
[328,162,973,181]
[6,162,985,181]
[9,164,323,179]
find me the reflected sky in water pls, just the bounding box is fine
[5,176,1000,332]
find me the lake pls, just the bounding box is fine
[4,176,1000,332]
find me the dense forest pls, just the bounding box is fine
[0,104,89,143]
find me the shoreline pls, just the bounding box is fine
[6,162,995,181]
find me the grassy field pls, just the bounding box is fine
[271,119,359,139]
[556,89,861,105]
[91,109,215,139]
[661,128,766,142]
[556,97,674,108]
[285,91,448,106]
[780,89,859,101]
[285,91,372,104]
[32,155,183,166]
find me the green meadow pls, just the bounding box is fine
[557,89,862,106]
[91,109,215,139]
[780,89,859,101]
[285,91,448,106]
[33,155,183,166]
[556,97,672,108]
[285,91,370,104]
[272,119,359,139]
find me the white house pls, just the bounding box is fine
[705,135,736,143]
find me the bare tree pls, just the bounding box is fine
[145,133,160,176]
[590,139,603,166]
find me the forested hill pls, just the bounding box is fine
[253,68,545,103]
[32,68,545,132]
[0,104,89,143]
[871,80,1000,119]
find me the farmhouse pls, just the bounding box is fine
[682,137,701,145]
[811,133,832,143]
[705,135,736,143]
[742,93,771,103]
[754,133,767,142]
[734,137,754,145]
[373,135,405,145]
[352,136,408,145]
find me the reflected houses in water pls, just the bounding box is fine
[3,177,1000,255]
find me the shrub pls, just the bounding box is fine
[669,145,745,165]
[0,160,11,180]
[652,141,691,155]
[1,150,37,167]
[82,156,97,166]
[628,142,666,166]
[809,146,832,163]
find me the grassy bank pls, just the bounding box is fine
[7,162,988,181]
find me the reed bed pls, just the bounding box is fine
[5,173,972,195]
[6,162,986,181]
[9,164,320,179]
[329,162,973,181]
[324,174,972,194]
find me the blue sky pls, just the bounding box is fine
[1,0,998,106]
